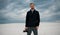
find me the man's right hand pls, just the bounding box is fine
[23,27,28,32]
[25,27,28,29]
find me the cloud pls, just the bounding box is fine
[0,0,60,23]
[0,2,29,20]
[40,0,60,22]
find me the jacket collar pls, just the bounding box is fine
[30,9,36,12]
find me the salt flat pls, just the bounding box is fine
[0,22,60,35]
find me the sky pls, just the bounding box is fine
[0,0,60,23]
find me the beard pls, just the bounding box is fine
[31,8,34,10]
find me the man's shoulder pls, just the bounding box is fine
[27,11,30,13]
[27,10,31,13]
[35,10,39,13]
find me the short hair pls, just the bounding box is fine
[30,3,35,5]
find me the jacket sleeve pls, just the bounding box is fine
[36,12,40,26]
[25,12,29,27]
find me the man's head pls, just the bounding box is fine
[30,3,35,9]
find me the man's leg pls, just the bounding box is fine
[27,27,32,35]
[32,27,38,35]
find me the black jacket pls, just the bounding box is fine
[25,9,40,27]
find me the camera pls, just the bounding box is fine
[23,29,28,32]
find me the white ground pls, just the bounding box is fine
[0,22,60,35]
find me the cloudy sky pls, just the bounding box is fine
[0,0,60,23]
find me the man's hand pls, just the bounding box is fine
[23,27,28,32]
[36,26,39,29]
[25,27,28,29]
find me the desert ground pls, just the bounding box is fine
[0,22,60,35]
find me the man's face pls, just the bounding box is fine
[30,4,34,9]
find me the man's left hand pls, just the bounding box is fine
[36,26,39,29]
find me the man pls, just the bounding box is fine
[23,3,40,35]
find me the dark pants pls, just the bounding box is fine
[27,27,38,35]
